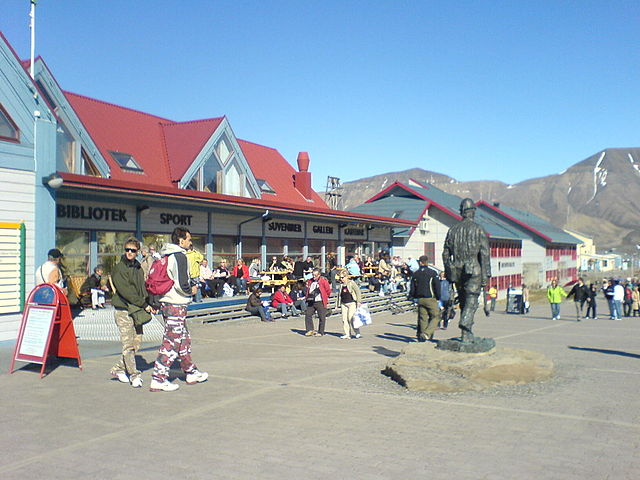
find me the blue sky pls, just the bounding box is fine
[2,1,639,190]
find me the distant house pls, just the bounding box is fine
[476,202,581,287]
[564,229,595,272]
[350,180,527,297]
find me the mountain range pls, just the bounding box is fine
[337,148,640,254]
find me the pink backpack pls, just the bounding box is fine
[145,256,174,296]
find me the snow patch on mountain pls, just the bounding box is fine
[588,151,607,203]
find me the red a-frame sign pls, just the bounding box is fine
[10,283,82,378]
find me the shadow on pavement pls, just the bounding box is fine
[375,332,415,343]
[372,346,400,357]
[386,323,415,329]
[568,346,640,359]
[135,355,156,372]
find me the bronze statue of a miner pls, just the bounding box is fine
[442,198,491,343]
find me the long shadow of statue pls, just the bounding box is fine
[568,346,640,359]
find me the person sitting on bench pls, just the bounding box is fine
[271,285,299,317]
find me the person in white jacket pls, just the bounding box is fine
[149,227,208,392]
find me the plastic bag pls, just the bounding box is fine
[222,283,234,297]
[353,304,372,327]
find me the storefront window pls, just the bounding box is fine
[143,233,170,253]
[213,235,236,266]
[56,230,89,277]
[345,241,360,258]
[361,242,375,258]
[97,231,135,276]
[266,237,285,259]
[307,239,323,271]
[287,238,304,260]
[240,236,261,263]
[142,233,205,254]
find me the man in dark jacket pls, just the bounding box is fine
[409,255,441,342]
[567,277,589,321]
[110,237,152,388]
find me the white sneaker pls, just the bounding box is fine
[355,333,362,339]
[149,379,180,392]
[186,370,209,385]
[130,377,143,388]
[340,334,350,339]
[112,371,129,383]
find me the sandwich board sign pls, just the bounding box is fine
[10,283,82,378]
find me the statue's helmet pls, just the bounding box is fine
[459,198,476,215]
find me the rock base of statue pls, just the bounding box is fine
[437,336,496,353]
[383,342,554,392]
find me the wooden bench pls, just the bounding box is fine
[186,289,415,324]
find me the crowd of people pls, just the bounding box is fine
[37,239,640,392]
[547,276,640,321]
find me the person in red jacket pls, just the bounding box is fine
[271,285,299,317]
[304,268,332,337]
[232,258,250,294]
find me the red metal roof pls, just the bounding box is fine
[238,139,326,207]
[65,91,173,185]
[64,91,327,209]
[161,118,224,181]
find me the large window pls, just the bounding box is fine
[142,233,205,255]
[240,237,261,264]
[345,241,359,259]
[97,231,135,276]
[308,239,324,271]
[0,104,19,142]
[212,235,236,267]
[56,123,75,172]
[183,133,256,198]
[56,230,89,277]
[287,238,304,260]
[266,237,285,258]
[56,122,101,176]
[202,152,222,192]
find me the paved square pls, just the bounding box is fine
[0,302,638,479]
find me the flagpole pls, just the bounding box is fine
[29,0,37,79]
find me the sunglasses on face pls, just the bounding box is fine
[125,248,138,253]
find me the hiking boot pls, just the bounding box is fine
[149,379,180,392]
[111,371,129,383]
[186,371,209,385]
[130,377,143,388]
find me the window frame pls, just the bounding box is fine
[108,150,144,173]
[0,103,20,143]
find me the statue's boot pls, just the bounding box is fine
[460,329,475,343]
